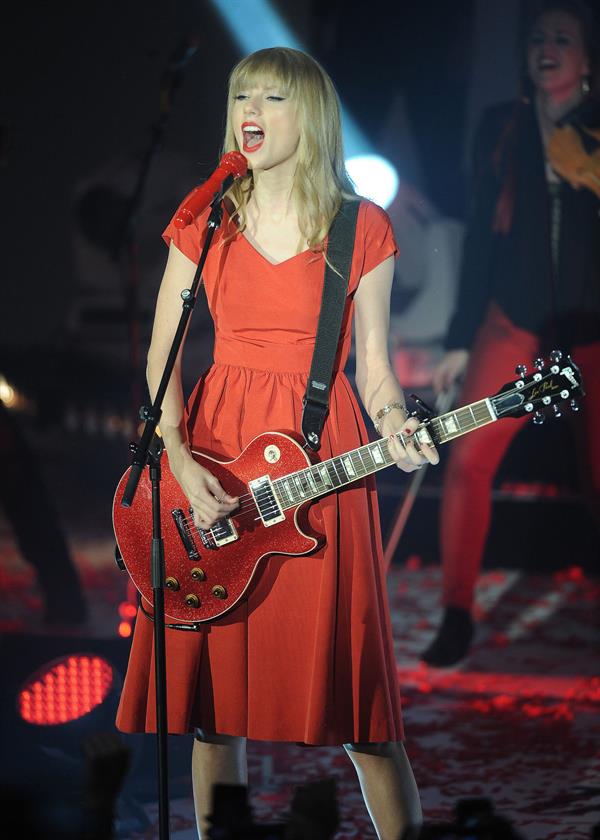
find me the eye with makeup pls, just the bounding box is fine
[234,91,287,102]
[556,33,574,47]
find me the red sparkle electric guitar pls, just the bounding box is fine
[113,353,583,625]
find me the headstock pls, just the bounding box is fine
[491,351,585,423]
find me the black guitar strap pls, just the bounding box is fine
[301,198,360,451]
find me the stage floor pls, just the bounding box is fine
[1,522,599,839]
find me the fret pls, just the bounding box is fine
[293,474,307,498]
[433,399,495,444]
[319,464,333,488]
[283,478,297,504]
[299,472,312,495]
[326,460,342,487]
[456,408,474,430]
[356,447,368,474]
[343,456,356,477]
[272,481,285,507]
[370,441,386,466]
[360,445,376,472]
[334,457,350,483]
[350,450,366,477]
[305,468,319,495]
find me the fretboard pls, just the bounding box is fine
[429,397,496,445]
[272,397,496,509]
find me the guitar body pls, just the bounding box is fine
[113,432,319,624]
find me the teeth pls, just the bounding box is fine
[244,126,263,133]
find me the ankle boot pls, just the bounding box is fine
[421,605,474,667]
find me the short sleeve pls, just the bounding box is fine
[162,199,213,265]
[356,200,398,286]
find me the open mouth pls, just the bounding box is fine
[242,123,265,152]
[538,57,559,71]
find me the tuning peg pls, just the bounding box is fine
[553,404,562,418]
[515,363,527,378]
[533,357,545,371]
[549,349,563,364]
[570,399,579,412]
[533,410,545,425]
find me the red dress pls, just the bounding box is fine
[116,200,404,745]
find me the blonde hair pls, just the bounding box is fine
[222,47,356,250]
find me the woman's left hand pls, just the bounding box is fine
[384,414,439,473]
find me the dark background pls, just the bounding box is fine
[0,0,597,569]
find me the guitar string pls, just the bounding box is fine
[155,376,558,523]
[174,416,466,535]
[177,436,399,526]
[174,431,433,539]
[136,378,569,549]
[175,406,492,535]
[172,382,545,535]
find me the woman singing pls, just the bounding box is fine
[116,46,438,839]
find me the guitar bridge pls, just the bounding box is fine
[249,475,285,526]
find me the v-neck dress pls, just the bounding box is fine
[115,199,404,745]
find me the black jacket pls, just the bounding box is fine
[445,99,600,353]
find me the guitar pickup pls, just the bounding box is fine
[211,517,238,546]
[249,475,285,526]
[188,508,238,548]
[172,508,200,559]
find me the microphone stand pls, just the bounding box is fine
[120,183,232,840]
[383,387,456,568]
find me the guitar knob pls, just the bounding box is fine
[553,404,562,418]
[191,567,206,581]
[533,411,545,425]
[549,349,563,364]
[533,357,545,371]
[212,585,228,600]
[165,577,180,591]
[570,399,579,412]
[515,364,527,378]
[184,594,200,608]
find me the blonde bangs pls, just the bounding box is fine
[228,50,300,101]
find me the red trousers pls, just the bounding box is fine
[441,303,600,610]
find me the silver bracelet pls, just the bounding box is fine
[373,401,407,434]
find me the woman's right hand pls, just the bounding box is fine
[432,349,470,395]
[170,453,238,530]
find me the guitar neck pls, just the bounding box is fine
[272,397,497,510]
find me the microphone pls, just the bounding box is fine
[173,152,248,229]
